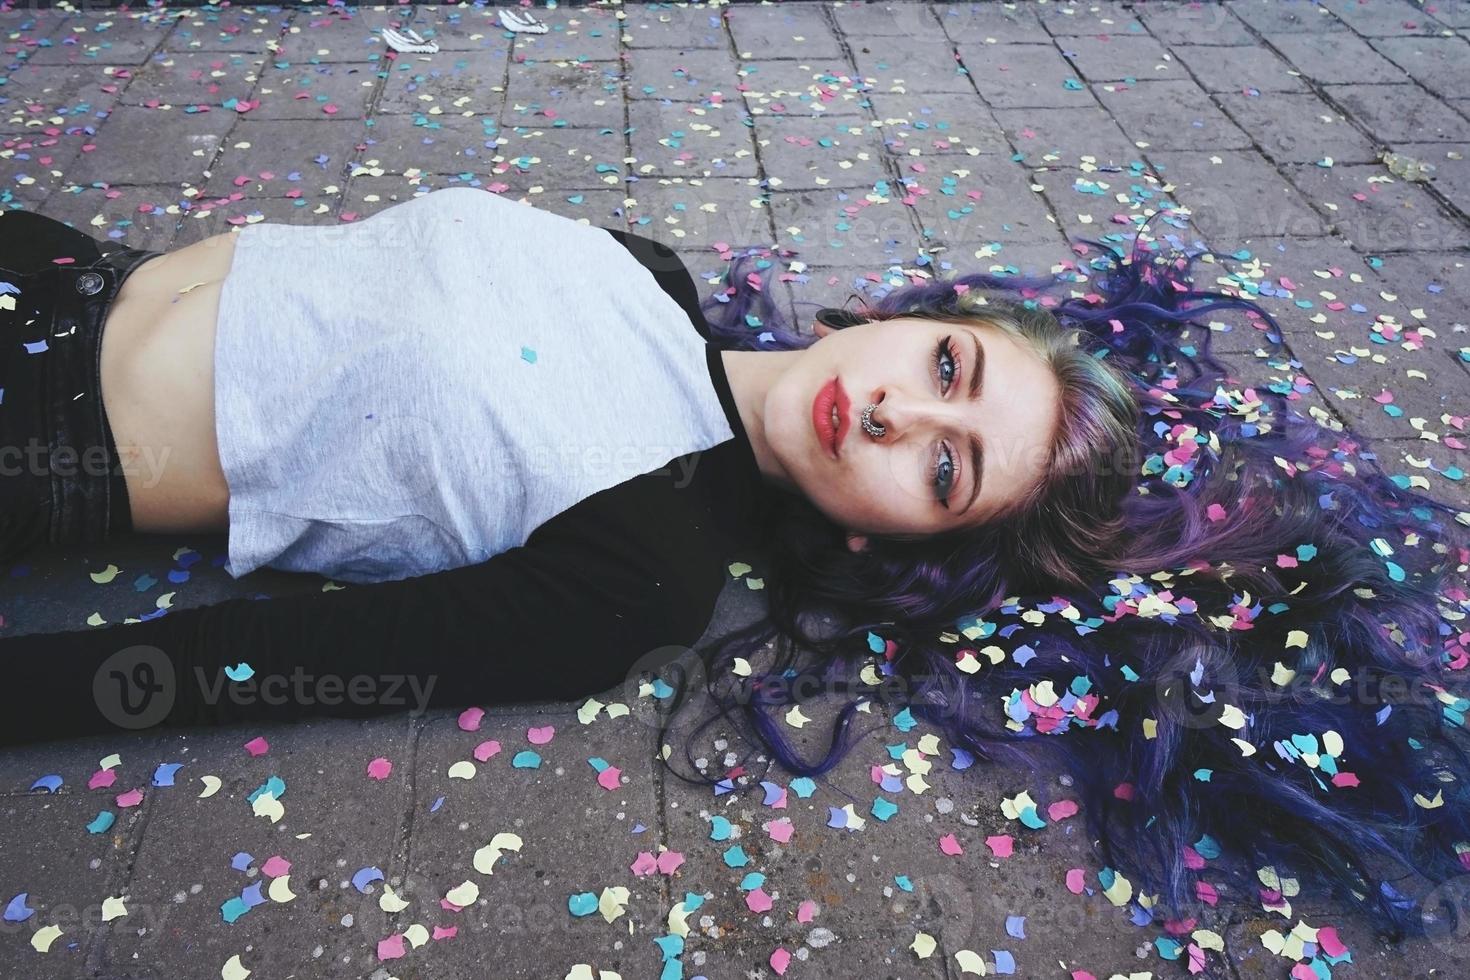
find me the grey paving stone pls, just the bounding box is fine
[1150,149,1329,240]
[1226,0,1350,35]
[1369,35,1470,101]
[0,129,83,211]
[1375,434,1470,512]
[1026,165,1135,245]
[1321,0,1444,36]
[627,44,741,102]
[273,6,395,65]
[933,3,1048,45]
[161,9,291,54]
[1389,142,1470,217]
[1216,91,1379,164]
[1055,33,1175,83]
[244,62,378,121]
[993,105,1139,168]
[1171,42,1311,94]
[621,3,729,49]
[865,92,1011,159]
[205,118,368,196]
[509,12,625,64]
[1035,1,1145,36]
[33,183,186,254]
[849,35,978,96]
[502,60,625,128]
[1136,0,1258,46]
[1429,0,1470,28]
[0,795,142,978]
[1269,30,1411,84]
[0,10,73,56]
[484,123,628,190]
[1094,78,1252,149]
[26,17,168,67]
[1284,162,1468,253]
[771,186,924,268]
[626,176,775,253]
[118,49,265,110]
[403,5,517,54]
[1368,249,1470,348]
[352,112,500,177]
[905,157,1063,248]
[64,104,235,187]
[827,0,948,41]
[628,99,759,180]
[736,59,874,118]
[1324,82,1470,141]
[376,55,508,117]
[959,42,1100,108]
[726,4,843,61]
[0,62,124,125]
[752,113,892,191]
[1297,339,1469,441]
[99,718,415,979]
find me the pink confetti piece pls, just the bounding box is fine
[526,725,555,745]
[243,736,269,757]
[1047,800,1079,822]
[596,766,622,790]
[938,833,964,856]
[457,707,484,731]
[797,900,817,923]
[367,757,393,781]
[116,788,144,808]
[88,769,116,790]
[630,852,658,876]
[764,818,794,843]
[1065,868,1087,895]
[261,855,291,878]
[746,887,774,913]
[1071,973,1098,980]
[1317,926,1348,957]
[655,851,684,875]
[770,946,791,975]
[473,740,501,762]
[1196,880,1219,906]
[985,834,1014,858]
[377,934,406,961]
[432,925,457,940]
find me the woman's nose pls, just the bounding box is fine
[866,390,913,439]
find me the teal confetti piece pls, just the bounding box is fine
[568,892,598,917]
[520,346,537,364]
[86,810,115,834]
[789,777,816,798]
[871,796,899,821]
[722,845,749,868]
[709,815,734,841]
[512,750,541,768]
[737,872,764,891]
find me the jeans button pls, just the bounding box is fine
[75,271,105,296]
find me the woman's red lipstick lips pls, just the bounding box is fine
[812,377,851,458]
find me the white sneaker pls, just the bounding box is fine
[498,9,549,34]
[382,27,439,54]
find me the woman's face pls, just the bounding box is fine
[764,315,1062,547]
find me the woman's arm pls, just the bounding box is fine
[0,504,721,745]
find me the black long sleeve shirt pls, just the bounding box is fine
[0,229,782,744]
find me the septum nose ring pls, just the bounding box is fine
[860,403,885,438]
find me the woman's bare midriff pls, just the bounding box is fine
[99,230,239,535]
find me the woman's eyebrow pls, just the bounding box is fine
[956,328,986,516]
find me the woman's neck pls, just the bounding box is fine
[719,348,802,494]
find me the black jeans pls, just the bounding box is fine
[0,209,165,567]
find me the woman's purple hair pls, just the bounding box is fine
[662,218,1470,942]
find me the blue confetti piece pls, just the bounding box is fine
[722,845,749,868]
[351,866,385,893]
[86,810,116,835]
[224,663,254,682]
[220,896,250,923]
[1005,915,1026,939]
[3,893,32,923]
[152,763,182,787]
[247,776,286,804]
[520,346,537,364]
[231,852,255,872]
[709,815,734,841]
[568,892,598,917]
[29,774,62,793]
[588,757,610,774]
[654,934,684,961]
[789,777,817,798]
[240,881,267,909]
[993,949,1016,974]
[512,750,542,768]
[430,796,445,812]
[895,875,913,892]
[737,872,764,891]
[871,796,899,821]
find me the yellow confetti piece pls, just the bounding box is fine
[954,948,988,975]
[87,612,107,627]
[199,775,222,798]
[27,924,60,954]
[473,832,524,875]
[1415,789,1445,809]
[577,698,605,725]
[101,896,128,921]
[1103,869,1134,906]
[1142,717,1158,740]
[1193,928,1225,952]
[916,733,941,756]
[1218,704,1247,730]
[605,702,630,719]
[445,881,479,907]
[90,564,121,584]
[598,885,631,924]
[379,884,411,913]
[251,793,284,824]
[1270,662,1296,686]
[404,923,430,948]
[222,954,251,980]
[910,931,937,959]
[1285,630,1309,649]
[268,875,296,903]
[667,898,694,938]
[1000,790,1038,821]
[784,704,810,729]
[731,658,752,677]
[100,753,122,770]
[905,773,931,795]
[447,760,477,780]
[1231,738,1257,757]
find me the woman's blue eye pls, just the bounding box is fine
[934,336,958,392]
[930,336,960,506]
[932,445,955,505]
